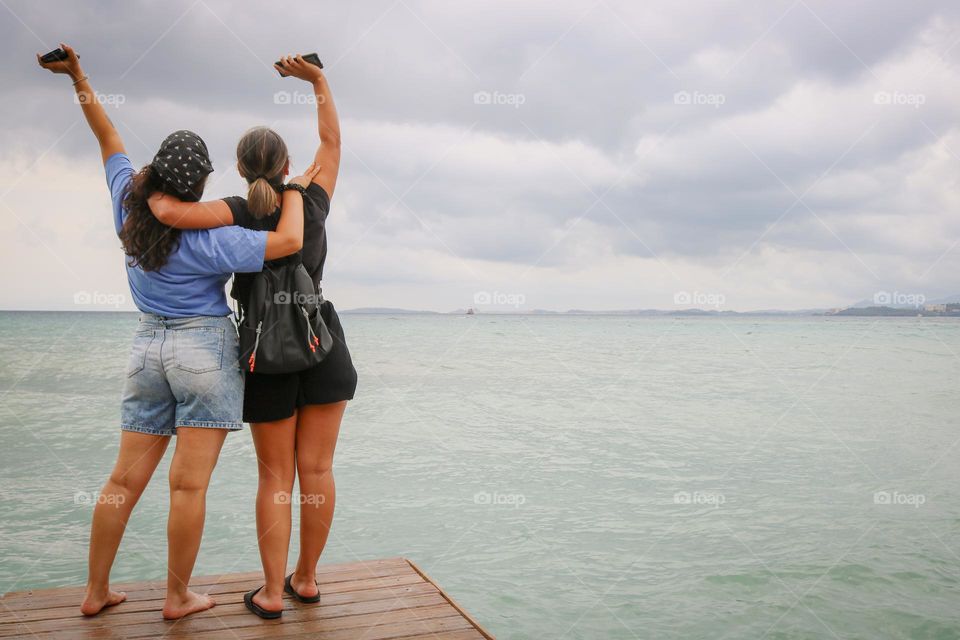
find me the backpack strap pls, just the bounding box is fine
[230,278,242,334]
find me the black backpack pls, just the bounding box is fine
[234,260,333,374]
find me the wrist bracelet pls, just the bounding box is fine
[278,183,307,196]
[72,75,88,86]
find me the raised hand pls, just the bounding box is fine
[36,42,82,80]
[288,162,322,189]
[274,54,323,82]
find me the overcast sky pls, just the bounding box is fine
[1,0,958,312]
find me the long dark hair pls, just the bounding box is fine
[118,165,205,271]
[236,126,288,218]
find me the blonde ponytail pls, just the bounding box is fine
[246,176,278,217]
[236,126,290,218]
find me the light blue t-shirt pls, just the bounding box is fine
[106,153,267,318]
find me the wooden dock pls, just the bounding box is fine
[0,557,493,639]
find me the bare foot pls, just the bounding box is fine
[252,586,284,614]
[162,590,216,620]
[290,572,319,599]
[80,588,127,616]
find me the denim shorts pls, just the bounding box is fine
[120,314,244,436]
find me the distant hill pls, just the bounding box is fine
[349,307,830,316]
[833,306,919,317]
[831,302,960,317]
[340,307,441,315]
[850,293,960,309]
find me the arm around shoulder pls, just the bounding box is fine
[262,164,322,260]
[148,194,233,229]
[264,190,306,260]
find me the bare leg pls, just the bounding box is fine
[291,401,346,598]
[250,414,297,613]
[161,427,227,620]
[81,431,170,615]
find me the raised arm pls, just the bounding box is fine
[275,55,341,197]
[37,43,124,164]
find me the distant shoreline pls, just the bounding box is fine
[2,306,959,318]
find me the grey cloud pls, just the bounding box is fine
[3,0,960,310]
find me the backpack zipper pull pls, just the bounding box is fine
[301,307,318,353]
[249,320,263,371]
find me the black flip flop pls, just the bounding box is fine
[284,573,322,604]
[244,586,283,619]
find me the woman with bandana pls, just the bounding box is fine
[149,54,357,619]
[37,44,321,620]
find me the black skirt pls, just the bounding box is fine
[241,300,358,423]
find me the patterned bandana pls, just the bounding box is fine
[150,130,214,196]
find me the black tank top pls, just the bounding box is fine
[223,183,330,306]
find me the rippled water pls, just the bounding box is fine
[1,311,959,638]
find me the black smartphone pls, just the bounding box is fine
[275,53,323,77]
[40,48,69,63]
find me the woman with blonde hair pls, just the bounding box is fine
[150,54,357,619]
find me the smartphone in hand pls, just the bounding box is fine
[40,48,69,63]
[275,53,323,77]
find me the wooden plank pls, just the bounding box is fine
[41,604,463,639]
[404,632,486,640]
[4,582,438,625]
[285,617,480,640]
[1,557,409,602]
[0,558,494,640]
[1,584,445,632]
[0,573,427,635]
[189,612,476,640]
[2,569,420,611]
[405,558,495,640]
[2,593,448,637]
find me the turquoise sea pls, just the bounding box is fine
[1,311,959,638]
